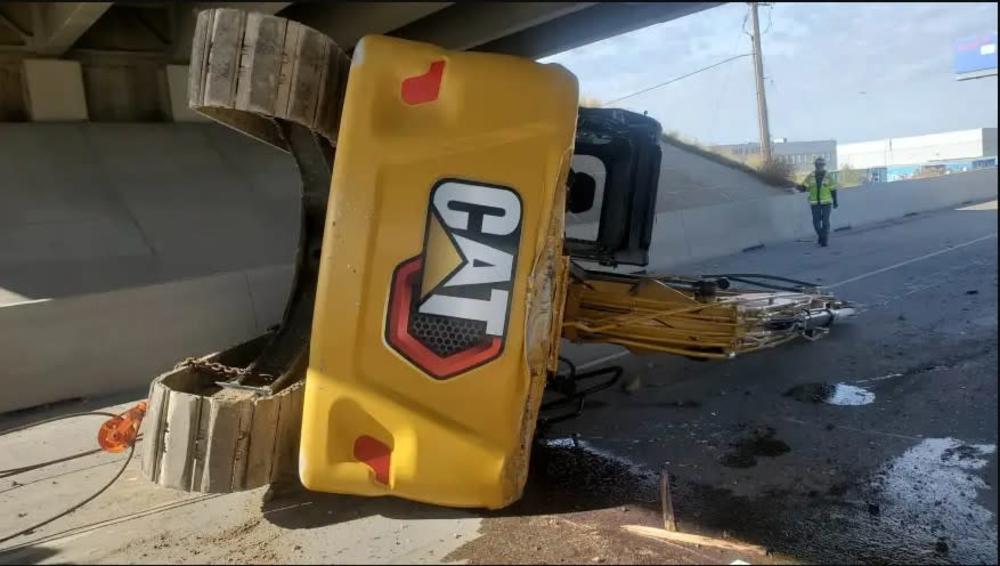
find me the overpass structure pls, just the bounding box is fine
[2,1,726,413]
[0,1,717,122]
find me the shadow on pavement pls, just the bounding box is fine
[261,435,662,530]
[0,387,148,433]
[0,544,62,565]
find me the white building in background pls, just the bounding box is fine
[837,128,998,169]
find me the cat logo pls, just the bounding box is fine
[386,179,523,379]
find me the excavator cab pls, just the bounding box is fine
[566,107,663,267]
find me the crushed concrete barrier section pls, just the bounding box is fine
[0,122,298,413]
[569,167,998,272]
[0,265,293,413]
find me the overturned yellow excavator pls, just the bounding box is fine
[139,9,853,509]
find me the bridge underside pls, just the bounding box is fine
[0,1,718,122]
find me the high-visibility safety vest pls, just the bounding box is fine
[802,171,837,205]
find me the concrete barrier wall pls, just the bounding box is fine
[0,122,301,413]
[570,167,998,272]
[569,140,792,227]
[0,264,292,413]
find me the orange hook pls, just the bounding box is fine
[97,400,148,453]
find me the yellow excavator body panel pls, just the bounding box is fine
[299,35,578,508]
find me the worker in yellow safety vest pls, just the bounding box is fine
[798,156,839,247]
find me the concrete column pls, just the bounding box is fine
[21,58,89,121]
[166,65,209,122]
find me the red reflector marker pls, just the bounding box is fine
[401,60,445,105]
[354,435,392,485]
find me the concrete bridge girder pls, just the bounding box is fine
[1,2,718,123]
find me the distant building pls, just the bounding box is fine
[710,139,837,172]
[711,128,997,186]
[837,128,997,183]
[837,127,997,170]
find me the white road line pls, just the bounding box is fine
[576,350,630,370]
[781,417,922,441]
[826,233,997,290]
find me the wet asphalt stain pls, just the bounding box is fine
[784,383,835,403]
[826,383,875,405]
[454,428,996,564]
[720,426,791,468]
[515,437,659,512]
[683,437,999,565]
[865,438,997,564]
[941,443,980,462]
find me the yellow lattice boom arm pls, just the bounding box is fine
[563,269,855,360]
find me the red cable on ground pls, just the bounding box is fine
[0,408,143,547]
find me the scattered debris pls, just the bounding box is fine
[660,470,677,532]
[621,375,642,394]
[622,525,768,555]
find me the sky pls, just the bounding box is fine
[541,2,998,146]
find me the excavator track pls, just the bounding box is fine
[187,8,349,151]
[141,9,348,493]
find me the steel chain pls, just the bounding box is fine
[176,358,273,381]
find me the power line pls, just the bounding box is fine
[602,53,753,107]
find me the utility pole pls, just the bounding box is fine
[750,2,773,163]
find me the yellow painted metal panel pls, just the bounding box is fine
[300,35,578,509]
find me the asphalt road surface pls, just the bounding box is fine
[1,200,996,565]
[461,200,997,564]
